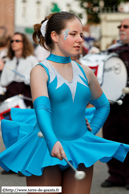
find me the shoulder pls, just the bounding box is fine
[26,55,36,60]
[31,64,47,76]
[81,64,94,76]
[80,65,96,83]
[4,57,15,67]
[30,65,48,83]
[72,61,92,74]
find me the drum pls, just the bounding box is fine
[80,53,128,102]
[0,95,27,120]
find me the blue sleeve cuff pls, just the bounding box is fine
[34,96,58,155]
[89,93,110,135]
[89,93,109,108]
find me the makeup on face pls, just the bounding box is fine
[63,29,83,40]
[69,30,84,39]
[63,29,69,40]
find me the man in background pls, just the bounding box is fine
[101,18,129,190]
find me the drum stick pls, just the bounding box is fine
[19,94,32,101]
[38,132,86,180]
[62,156,86,180]
[6,66,25,78]
[108,99,123,105]
[122,87,129,94]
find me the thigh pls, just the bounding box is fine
[26,165,62,194]
[62,164,93,194]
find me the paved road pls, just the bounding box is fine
[0,130,128,194]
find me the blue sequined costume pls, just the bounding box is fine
[0,56,129,176]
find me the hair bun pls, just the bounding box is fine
[33,24,41,34]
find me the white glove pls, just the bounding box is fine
[24,76,30,85]
[122,87,129,94]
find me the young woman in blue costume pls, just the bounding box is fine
[0,11,129,194]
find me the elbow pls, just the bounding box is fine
[104,101,110,119]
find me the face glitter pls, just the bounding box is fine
[63,29,69,40]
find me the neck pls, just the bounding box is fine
[47,53,71,64]
[14,50,22,59]
[121,41,129,44]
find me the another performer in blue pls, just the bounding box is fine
[0,12,129,194]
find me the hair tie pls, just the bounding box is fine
[40,20,48,38]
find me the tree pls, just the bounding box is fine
[51,3,61,13]
[76,0,129,24]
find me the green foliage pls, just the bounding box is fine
[76,0,129,24]
[51,3,61,13]
[69,9,83,19]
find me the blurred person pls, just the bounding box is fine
[88,46,100,54]
[34,45,50,62]
[111,39,117,44]
[0,36,8,72]
[118,2,129,13]
[106,39,117,49]
[0,32,38,175]
[88,41,100,54]
[0,36,10,101]
[5,35,12,47]
[0,32,38,108]
[101,18,129,190]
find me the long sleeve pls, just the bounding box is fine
[33,96,58,155]
[89,93,110,135]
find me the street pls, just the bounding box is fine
[0,130,128,194]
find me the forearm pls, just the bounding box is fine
[89,93,110,135]
[34,96,58,155]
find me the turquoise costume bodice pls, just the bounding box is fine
[38,59,91,140]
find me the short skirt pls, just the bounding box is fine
[0,107,129,176]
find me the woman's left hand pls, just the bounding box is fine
[85,118,92,131]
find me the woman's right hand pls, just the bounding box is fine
[85,118,92,132]
[51,141,66,160]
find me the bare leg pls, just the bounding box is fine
[62,164,93,194]
[26,165,62,194]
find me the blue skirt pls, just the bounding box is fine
[0,107,129,176]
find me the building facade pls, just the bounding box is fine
[15,0,87,42]
[0,0,15,37]
[0,0,86,41]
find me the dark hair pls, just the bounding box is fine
[7,32,34,60]
[0,36,7,48]
[33,11,81,50]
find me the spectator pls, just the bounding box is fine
[34,45,50,62]
[0,32,38,108]
[0,36,8,72]
[101,18,129,190]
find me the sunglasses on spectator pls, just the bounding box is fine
[117,25,129,29]
[11,40,23,43]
